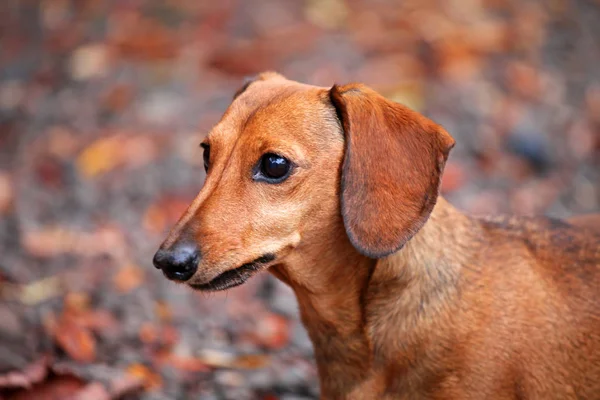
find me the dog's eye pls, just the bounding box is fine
[257,153,291,182]
[201,144,210,172]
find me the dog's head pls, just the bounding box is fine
[153,73,454,291]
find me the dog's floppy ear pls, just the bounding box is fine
[329,84,455,258]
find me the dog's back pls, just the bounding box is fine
[465,216,600,398]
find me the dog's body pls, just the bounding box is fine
[154,73,600,399]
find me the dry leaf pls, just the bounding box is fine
[102,84,134,113]
[197,349,270,370]
[77,134,158,178]
[110,14,179,60]
[229,354,270,370]
[0,171,13,215]
[154,301,172,322]
[64,292,91,313]
[70,44,110,81]
[153,350,209,373]
[254,314,290,350]
[126,364,162,391]
[74,382,110,400]
[19,277,62,306]
[47,127,79,160]
[76,136,124,177]
[22,226,126,259]
[113,265,144,293]
[74,310,118,333]
[7,375,85,400]
[0,355,50,389]
[49,315,97,363]
[108,374,144,398]
[138,323,178,347]
[305,0,348,29]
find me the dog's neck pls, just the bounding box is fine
[273,197,474,398]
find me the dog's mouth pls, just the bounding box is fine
[188,253,275,291]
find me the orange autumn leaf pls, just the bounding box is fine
[77,136,124,177]
[22,225,126,258]
[126,364,162,391]
[197,349,270,370]
[7,375,85,400]
[230,354,271,369]
[113,265,144,293]
[76,309,118,333]
[53,318,97,363]
[153,350,209,373]
[139,323,178,347]
[0,171,13,215]
[167,355,210,372]
[254,314,290,350]
[154,301,172,322]
[102,84,134,113]
[64,292,91,313]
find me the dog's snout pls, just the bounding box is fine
[153,244,199,282]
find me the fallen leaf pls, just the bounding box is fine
[22,226,126,259]
[305,0,348,29]
[7,375,84,400]
[48,315,96,363]
[254,313,290,350]
[108,374,144,398]
[76,136,124,177]
[126,364,162,391]
[75,310,119,333]
[76,134,158,178]
[229,354,271,370]
[197,349,270,370]
[110,14,179,60]
[154,301,172,322]
[70,44,110,81]
[153,350,209,373]
[64,292,91,314]
[113,265,144,293]
[138,323,178,347]
[0,355,50,389]
[47,127,79,160]
[102,84,134,113]
[19,277,62,306]
[74,382,110,400]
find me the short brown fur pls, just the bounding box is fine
[156,73,600,399]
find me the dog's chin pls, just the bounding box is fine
[188,254,275,292]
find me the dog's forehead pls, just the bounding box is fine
[208,80,328,145]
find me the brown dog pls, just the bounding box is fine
[153,72,600,399]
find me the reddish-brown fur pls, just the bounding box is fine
[157,73,600,399]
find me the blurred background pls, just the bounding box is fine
[0,0,598,398]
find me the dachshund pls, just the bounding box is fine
[154,72,600,399]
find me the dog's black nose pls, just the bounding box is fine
[153,244,199,282]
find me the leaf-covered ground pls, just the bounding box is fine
[0,0,598,399]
